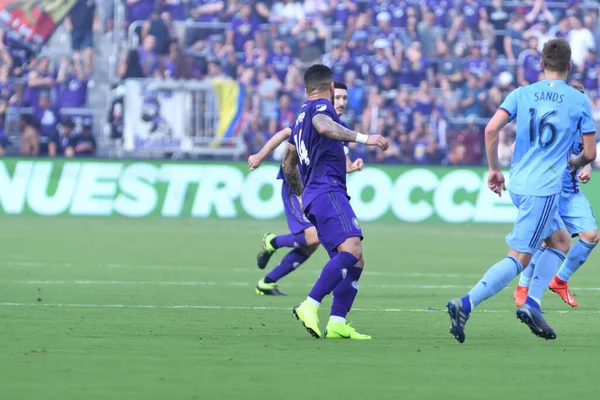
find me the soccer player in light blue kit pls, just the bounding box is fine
[447,38,596,343]
[514,132,599,308]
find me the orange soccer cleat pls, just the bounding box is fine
[514,285,529,307]
[548,276,578,307]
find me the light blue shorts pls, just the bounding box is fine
[559,191,597,237]
[506,192,565,254]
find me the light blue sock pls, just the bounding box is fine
[518,246,545,287]
[468,256,523,309]
[556,239,597,282]
[527,248,566,305]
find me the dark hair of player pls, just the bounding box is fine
[334,82,348,91]
[304,64,333,93]
[541,38,571,73]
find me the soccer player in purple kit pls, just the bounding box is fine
[249,82,363,296]
[284,65,388,339]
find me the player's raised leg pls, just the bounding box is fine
[514,245,545,306]
[257,182,315,269]
[256,228,320,296]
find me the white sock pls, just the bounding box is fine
[329,316,346,323]
[306,297,320,306]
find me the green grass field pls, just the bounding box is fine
[1,217,599,399]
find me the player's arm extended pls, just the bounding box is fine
[485,110,511,171]
[248,127,292,170]
[312,114,388,150]
[281,143,304,197]
[570,134,597,170]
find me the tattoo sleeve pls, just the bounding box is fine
[312,114,358,142]
[281,143,304,196]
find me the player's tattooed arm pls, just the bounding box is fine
[248,127,292,170]
[282,143,304,197]
[312,114,358,142]
[312,114,389,150]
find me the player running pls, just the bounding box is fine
[514,135,598,307]
[283,64,388,339]
[250,82,363,296]
[447,38,596,343]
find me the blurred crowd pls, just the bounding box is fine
[0,0,98,157]
[115,0,600,166]
[3,0,600,164]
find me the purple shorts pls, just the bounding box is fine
[282,181,313,234]
[305,191,363,258]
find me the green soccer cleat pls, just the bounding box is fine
[292,300,321,338]
[255,278,287,296]
[325,321,372,340]
[257,233,277,269]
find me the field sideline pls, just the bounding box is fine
[1,217,598,400]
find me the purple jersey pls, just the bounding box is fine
[163,0,186,20]
[58,74,87,108]
[427,0,452,27]
[33,106,59,137]
[229,17,260,52]
[138,47,159,77]
[269,52,293,82]
[288,100,347,208]
[461,0,483,29]
[518,50,542,84]
[464,58,490,77]
[128,0,154,22]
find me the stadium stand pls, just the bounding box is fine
[0,0,599,165]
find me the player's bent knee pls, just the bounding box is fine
[304,228,320,247]
[580,230,599,244]
[301,243,320,256]
[337,237,363,262]
[547,230,571,254]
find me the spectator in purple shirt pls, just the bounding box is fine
[581,49,599,92]
[226,2,261,53]
[372,12,397,44]
[268,38,293,83]
[33,91,59,141]
[427,0,454,28]
[323,40,346,82]
[461,0,487,30]
[138,35,160,77]
[369,40,398,86]
[127,0,154,23]
[56,56,88,108]
[185,0,225,51]
[329,0,358,26]
[163,0,187,21]
[24,57,55,107]
[517,36,542,85]
[464,46,491,84]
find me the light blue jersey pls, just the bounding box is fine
[500,80,596,196]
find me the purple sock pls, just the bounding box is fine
[265,249,309,283]
[308,251,359,303]
[272,232,307,249]
[331,266,363,319]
